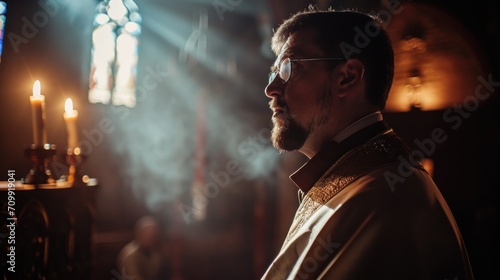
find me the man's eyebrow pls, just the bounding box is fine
[270,49,296,72]
[280,49,295,60]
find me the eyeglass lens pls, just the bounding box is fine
[269,58,291,84]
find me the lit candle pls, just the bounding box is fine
[30,80,47,146]
[63,98,79,148]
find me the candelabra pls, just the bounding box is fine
[23,144,56,186]
[64,146,85,187]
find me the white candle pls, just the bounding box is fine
[63,98,79,148]
[30,80,47,146]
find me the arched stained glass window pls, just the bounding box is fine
[0,2,6,63]
[89,0,141,108]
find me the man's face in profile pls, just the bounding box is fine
[266,29,336,153]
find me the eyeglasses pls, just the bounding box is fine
[268,57,345,84]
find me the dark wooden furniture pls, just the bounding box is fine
[1,184,98,280]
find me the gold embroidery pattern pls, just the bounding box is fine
[284,131,422,244]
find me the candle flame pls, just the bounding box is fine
[33,80,41,97]
[65,98,74,114]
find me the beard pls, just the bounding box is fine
[271,112,310,152]
[270,89,333,153]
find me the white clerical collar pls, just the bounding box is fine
[333,111,383,143]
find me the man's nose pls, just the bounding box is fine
[265,74,283,98]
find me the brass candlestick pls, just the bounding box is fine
[24,144,57,185]
[65,147,84,187]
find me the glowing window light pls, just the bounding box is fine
[94,13,109,25]
[112,33,138,108]
[89,23,116,104]
[89,0,141,108]
[0,1,6,63]
[107,0,127,21]
[124,21,140,35]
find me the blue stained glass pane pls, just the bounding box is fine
[0,1,6,63]
[0,2,6,14]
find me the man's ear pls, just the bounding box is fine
[337,59,365,96]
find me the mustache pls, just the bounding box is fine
[269,100,288,112]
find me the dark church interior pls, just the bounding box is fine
[0,0,498,279]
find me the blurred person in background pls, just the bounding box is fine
[117,216,165,280]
